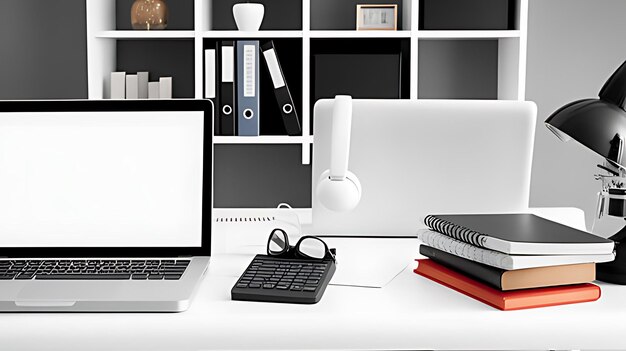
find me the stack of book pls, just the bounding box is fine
[415,213,616,310]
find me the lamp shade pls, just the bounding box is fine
[545,60,626,169]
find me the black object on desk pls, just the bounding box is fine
[231,228,336,304]
[231,254,335,304]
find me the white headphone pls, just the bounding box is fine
[316,95,362,212]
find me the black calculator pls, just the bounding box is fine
[231,254,336,304]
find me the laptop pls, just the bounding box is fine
[309,99,537,236]
[0,99,211,312]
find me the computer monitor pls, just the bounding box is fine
[309,99,537,236]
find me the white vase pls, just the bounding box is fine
[232,3,265,31]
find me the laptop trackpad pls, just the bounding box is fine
[17,281,125,302]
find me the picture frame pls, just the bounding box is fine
[356,4,398,31]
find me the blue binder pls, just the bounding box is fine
[236,40,260,136]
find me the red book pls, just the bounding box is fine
[414,259,601,311]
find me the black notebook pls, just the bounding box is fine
[419,245,596,291]
[424,213,614,255]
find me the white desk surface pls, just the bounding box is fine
[1,207,625,351]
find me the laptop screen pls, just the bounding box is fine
[0,109,204,248]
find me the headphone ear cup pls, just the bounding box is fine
[316,170,362,212]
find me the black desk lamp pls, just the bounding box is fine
[546,60,626,284]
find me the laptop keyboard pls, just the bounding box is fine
[0,259,190,280]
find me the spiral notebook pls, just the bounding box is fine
[417,229,615,270]
[424,213,614,255]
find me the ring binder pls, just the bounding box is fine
[219,41,236,135]
[261,41,302,136]
[237,40,260,136]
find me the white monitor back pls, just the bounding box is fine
[309,99,537,236]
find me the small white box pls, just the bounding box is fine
[137,72,149,99]
[110,72,126,99]
[125,74,138,99]
[148,82,160,99]
[159,77,172,99]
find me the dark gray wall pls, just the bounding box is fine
[0,0,87,99]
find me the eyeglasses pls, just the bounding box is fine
[267,228,336,262]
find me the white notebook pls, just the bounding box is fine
[417,229,615,270]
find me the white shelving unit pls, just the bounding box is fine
[86,0,528,166]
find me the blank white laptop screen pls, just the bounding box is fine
[0,111,204,247]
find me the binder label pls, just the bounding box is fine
[263,49,286,89]
[243,45,256,97]
[222,46,234,82]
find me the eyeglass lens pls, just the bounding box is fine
[268,230,288,255]
[297,237,327,259]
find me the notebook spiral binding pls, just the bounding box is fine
[215,216,276,223]
[424,215,488,248]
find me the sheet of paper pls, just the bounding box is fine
[322,237,419,288]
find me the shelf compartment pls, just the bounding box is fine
[417,30,520,39]
[201,30,303,38]
[418,39,498,99]
[116,39,195,98]
[97,30,195,39]
[210,0,302,31]
[204,38,303,136]
[213,144,312,208]
[309,30,411,38]
[116,0,194,30]
[310,38,410,131]
[419,0,516,30]
[311,0,408,30]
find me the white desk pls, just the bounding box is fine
[1,208,624,351]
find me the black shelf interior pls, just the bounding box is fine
[204,38,303,135]
[214,144,312,208]
[310,0,403,30]
[310,38,410,130]
[116,0,195,30]
[419,0,516,30]
[211,0,302,30]
[418,39,498,99]
[116,39,195,98]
